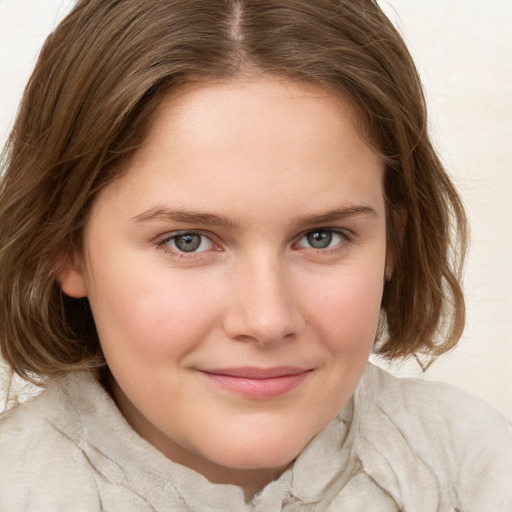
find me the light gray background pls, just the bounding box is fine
[1,0,511,421]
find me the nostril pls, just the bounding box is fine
[222,302,305,346]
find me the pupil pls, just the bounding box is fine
[307,231,332,249]
[175,234,201,252]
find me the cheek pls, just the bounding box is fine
[87,263,220,361]
[309,264,384,356]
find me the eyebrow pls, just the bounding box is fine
[131,207,239,228]
[131,204,377,228]
[294,205,377,226]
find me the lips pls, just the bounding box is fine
[198,366,311,399]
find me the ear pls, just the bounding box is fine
[385,206,407,281]
[54,250,87,298]
[384,253,395,282]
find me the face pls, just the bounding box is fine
[61,77,389,491]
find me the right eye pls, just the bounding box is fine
[159,232,215,253]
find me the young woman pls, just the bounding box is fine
[1,1,511,510]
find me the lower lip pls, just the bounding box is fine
[201,371,310,399]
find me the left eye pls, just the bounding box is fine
[163,232,214,253]
[296,229,346,249]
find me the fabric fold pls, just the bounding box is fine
[2,363,511,511]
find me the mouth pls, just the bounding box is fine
[198,366,312,399]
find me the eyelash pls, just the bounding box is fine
[295,228,352,252]
[156,230,218,259]
[155,227,353,259]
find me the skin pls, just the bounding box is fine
[60,77,390,494]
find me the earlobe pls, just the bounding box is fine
[55,252,88,298]
[384,266,392,282]
[384,253,395,282]
[385,206,406,282]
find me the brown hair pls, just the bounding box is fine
[0,0,467,385]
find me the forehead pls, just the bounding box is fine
[90,77,385,224]
[146,77,366,154]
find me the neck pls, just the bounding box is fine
[107,373,291,496]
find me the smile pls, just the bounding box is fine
[199,366,312,399]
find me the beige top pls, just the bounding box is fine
[1,363,511,511]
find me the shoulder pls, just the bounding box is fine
[355,363,512,510]
[0,375,102,511]
[0,372,171,512]
[361,363,511,445]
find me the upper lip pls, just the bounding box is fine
[199,366,311,379]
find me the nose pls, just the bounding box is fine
[221,256,305,346]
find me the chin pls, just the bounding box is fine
[205,427,313,472]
